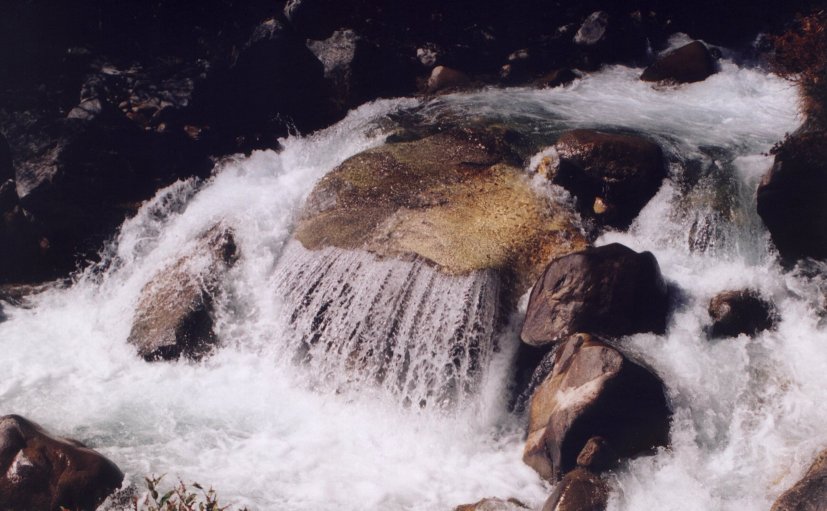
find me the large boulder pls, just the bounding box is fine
[523,333,671,481]
[521,243,669,347]
[757,131,827,262]
[541,467,608,511]
[640,41,717,84]
[426,66,472,94]
[128,225,238,361]
[772,449,827,511]
[0,414,124,511]
[276,128,587,404]
[708,289,775,339]
[0,133,12,184]
[537,129,666,227]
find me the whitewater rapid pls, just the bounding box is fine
[0,56,812,510]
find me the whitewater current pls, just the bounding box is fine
[0,56,817,510]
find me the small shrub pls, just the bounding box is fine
[132,475,249,511]
[770,10,827,125]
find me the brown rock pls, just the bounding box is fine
[0,414,124,511]
[576,436,617,472]
[524,334,671,481]
[538,69,577,88]
[641,41,717,84]
[772,449,827,511]
[127,225,238,361]
[542,129,666,227]
[521,243,669,347]
[427,66,471,93]
[708,289,775,339]
[542,467,608,511]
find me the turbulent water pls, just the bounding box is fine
[0,54,815,510]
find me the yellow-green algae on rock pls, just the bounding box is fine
[296,129,587,293]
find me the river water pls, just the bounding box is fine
[0,55,815,510]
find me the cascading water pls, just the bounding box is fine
[0,53,814,510]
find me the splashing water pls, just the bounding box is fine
[0,58,813,511]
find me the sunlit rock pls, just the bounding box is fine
[426,66,472,93]
[537,129,666,228]
[0,415,123,511]
[708,289,776,338]
[523,333,670,481]
[772,449,827,511]
[127,225,238,361]
[521,243,668,347]
[641,41,718,84]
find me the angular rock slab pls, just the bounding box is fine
[523,334,671,481]
[772,449,827,511]
[128,225,238,361]
[538,129,666,227]
[521,243,668,347]
[0,415,123,511]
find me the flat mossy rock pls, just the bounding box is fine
[296,129,587,293]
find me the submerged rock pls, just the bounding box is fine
[127,225,238,361]
[708,289,775,338]
[523,333,671,481]
[0,414,124,511]
[538,129,666,227]
[281,129,586,404]
[640,41,717,84]
[772,449,827,511]
[757,131,827,262]
[541,467,608,511]
[521,243,669,347]
[455,497,529,511]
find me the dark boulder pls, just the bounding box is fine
[772,449,827,511]
[538,129,666,227]
[571,10,649,70]
[0,206,52,284]
[538,68,577,88]
[284,0,350,41]
[576,436,618,472]
[641,41,717,84]
[574,12,610,47]
[757,131,827,262]
[0,414,124,511]
[128,225,238,361]
[521,243,669,347]
[426,66,472,94]
[708,289,775,338]
[191,18,331,152]
[541,467,608,511]
[0,133,12,184]
[523,333,671,481]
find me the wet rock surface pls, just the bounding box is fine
[708,289,775,338]
[0,414,124,511]
[523,333,671,481]
[757,131,827,263]
[455,497,530,511]
[521,243,669,347]
[641,41,718,84]
[541,467,608,511]
[127,226,238,361]
[538,129,666,228]
[772,449,827,511]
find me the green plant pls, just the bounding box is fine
[133,475,249,511]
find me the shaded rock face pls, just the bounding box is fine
[539,129,666,228]
[772,449,827,511]
[708,289,775,338]
[426,66,472,94]
[641,41,717,84]
[523,334,671,481]
[0,134,12,184]
[0,415,124,511]
[128,226,238,361]
[542,467,608,511]
[757,132,827,262]
[455,497,529,511]
[521,243,669,347]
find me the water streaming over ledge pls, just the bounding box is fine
[0,59,813,510]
